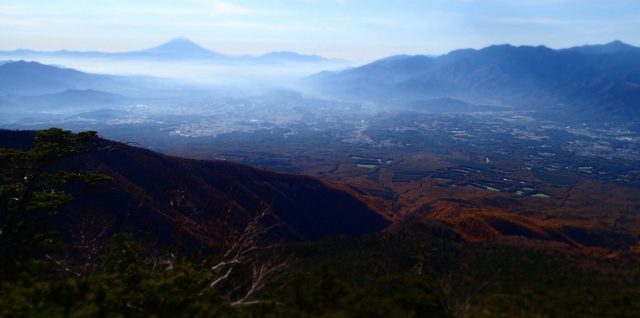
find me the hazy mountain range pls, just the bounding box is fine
[309,40,640,119]
[0,61,126,95]
[0,37,346,65]
[0,61,196,122]
[2,40,640,120]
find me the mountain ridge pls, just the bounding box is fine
[0,37,343,64]
[0,61,119,95]
[0,129,390,251]
[309,41,640,119]
[564,40,640,55]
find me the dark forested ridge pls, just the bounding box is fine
[0,129,389,247]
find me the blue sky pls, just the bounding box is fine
[1,0,639,61]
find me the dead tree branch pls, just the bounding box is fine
[206,204,290,305]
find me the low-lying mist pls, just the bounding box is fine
[0,55,352,87]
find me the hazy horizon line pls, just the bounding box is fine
[1,37,637,64]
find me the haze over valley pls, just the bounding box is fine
[2,1,640,316]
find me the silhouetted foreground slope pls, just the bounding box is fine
[0,129,389,249]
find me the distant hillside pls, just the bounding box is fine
[0,61,119,95]
[0,60,188,104]
[0,130,389,250]
[309,41,640,119]
[0,61,161,99]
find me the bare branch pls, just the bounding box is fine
[231,256,290,306]
[210,267,234,288]
[45,254,81,277]
[204,203,291,305]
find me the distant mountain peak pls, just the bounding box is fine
[147,37,205,51]
[566,40,639,55]
[603,40,636,50]
[159,37,200,47]
[142,38,223,58]
[607,40,629,46]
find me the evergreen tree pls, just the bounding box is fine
[0,128,111,280]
